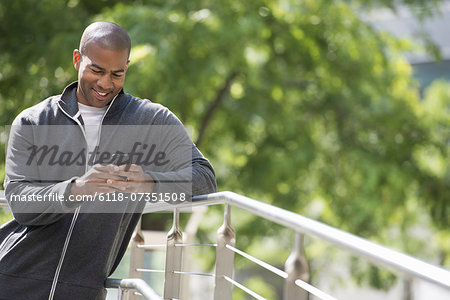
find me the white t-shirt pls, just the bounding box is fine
[77,102,107,158]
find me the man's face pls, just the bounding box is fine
[73,43,129,108]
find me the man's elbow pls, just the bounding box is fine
[192,166,217,196]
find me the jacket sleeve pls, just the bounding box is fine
[148,144,217,198]
[4,119,82,226]
[191,145,217,196]
[146,107,217,199]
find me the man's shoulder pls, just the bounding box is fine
[123,94,182,126]
[13,95,61,125]
[125,94,167,112]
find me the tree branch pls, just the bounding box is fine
[196,71,239,147]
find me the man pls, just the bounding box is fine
[0,22,216,299]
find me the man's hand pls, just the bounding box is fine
[70,164,154,198]
[107,164,155,193]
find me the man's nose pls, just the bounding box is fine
[97,74,113,91]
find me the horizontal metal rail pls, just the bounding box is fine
[105,278,162,300]
[142,191,450,290]
[0,198,7,207]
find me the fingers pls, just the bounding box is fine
[84,164,128,182]
[93,164,143,175]
[74,164,154,195]
[112,164,143,174]
[105,164,152,182]
[92,164,120,173]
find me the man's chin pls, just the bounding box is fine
[88,97,112,108]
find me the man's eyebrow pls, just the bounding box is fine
[90,63,105,71]
[90,63,125,73]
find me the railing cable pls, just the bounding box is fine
[136,268,165,273]
[225,244,288,279]
[174,271,215,277]
[136,268,215,278]
[137,244,166,249]
[223,275,266,300]
[226,244,338,300]
[295,279,338,300]
[175,243,217,247]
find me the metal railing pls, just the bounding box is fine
[131,191,450,299]
[1,191,450,300]
[105,278,162,300]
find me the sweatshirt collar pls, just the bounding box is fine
[58,81,127,119]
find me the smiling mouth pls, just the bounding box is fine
[93,88,110,98]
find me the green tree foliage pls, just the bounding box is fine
[419,80,450,265]
[1,0,448,291]
[96,0,447,234]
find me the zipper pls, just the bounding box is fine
[92,94,118,162]
[47,206,80,300]
[48,96,118,299]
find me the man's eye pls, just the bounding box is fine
[91,69,102,74]
[112,73,123,78]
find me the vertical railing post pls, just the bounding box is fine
[402,277,414,300]
[214,204,236,300]
[118,288,127,300]
[164,208,183,299]
[284,232,309,300]
[181,206,208,300]
[128,217,145,300]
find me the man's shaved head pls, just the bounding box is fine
[74,22,131,107]
[80,22,131,57]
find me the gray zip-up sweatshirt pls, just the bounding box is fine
[0,82,217,299]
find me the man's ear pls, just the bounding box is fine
[73,49,82,70]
